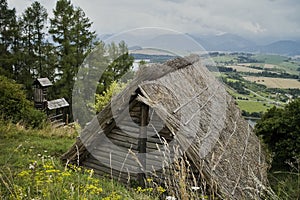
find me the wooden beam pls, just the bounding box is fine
[137,103,149,186]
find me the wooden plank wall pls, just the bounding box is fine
[82,100,199,184]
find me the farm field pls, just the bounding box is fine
[226,88,274,113]
[226,65,263,73]
[213,53,300,75]
[237,63,277,69]
[236,100,271,113]
[211,52,300,115]
[243,76,300,89]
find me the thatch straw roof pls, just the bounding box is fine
[62,55,270,199]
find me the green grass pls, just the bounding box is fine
[0,123,76,170]
[226,78,239,83]
[278,62,300,75]
[224,76,286,113]
[251,54,300,75]
[212,55,237,63]
[236,100,271,113]
[0,121,158,200]
[252,54,289,65]
[227,85,268,102]
[1,119,299,200]
[268,168,300,200]
[226,83,271,113]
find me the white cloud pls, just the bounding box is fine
[241,22,267,34]
[6,0,300,40]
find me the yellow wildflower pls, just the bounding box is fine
[18,170,30,177]
[157,186,166,194]
[45,169,60,173]
[146,178,153,182]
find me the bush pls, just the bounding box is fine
[0,75,46,128]
[94,81,126,113]
[255,99,300,169]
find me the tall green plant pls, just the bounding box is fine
[0,75,46,128]
[255,99,300,168]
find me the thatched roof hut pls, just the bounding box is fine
[62,55,270,199]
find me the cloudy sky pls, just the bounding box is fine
[7,0,300,43]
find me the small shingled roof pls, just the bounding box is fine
[36,78,53,87]
[47,98,69,110]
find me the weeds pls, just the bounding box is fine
[0,120,155,200]
[0,119,299,200]
[268,158,300,200]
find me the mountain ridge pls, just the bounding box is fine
[100,33,300,56]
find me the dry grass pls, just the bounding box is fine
[237,63,277,69]
[226,65,263,73]
[243,76,300,89]
[263,64,277,69]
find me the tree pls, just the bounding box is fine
[97,41,134,94]
[17,1,51,97]
[255,99,300,169]
[49,0,96,104]
[20,1,48,77]
[0,0,20,78]
[72,41,134,126]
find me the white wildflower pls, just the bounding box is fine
[166,196,176,200]
[29,164,35,170]
[191,186,201,190]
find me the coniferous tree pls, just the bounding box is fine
[21,1,48,77]
[18,1,50,95]
[0,0,20,78]
[97,41,134,94]
[49,0,96,104]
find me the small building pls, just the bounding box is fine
[33,78,53,110]
[33,78,69,127]
[62,56,270,199]
[47,98,70,127]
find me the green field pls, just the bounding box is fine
[278,61,300,75]
[252,54,289,64]
[236,100,271,113]
[225,78,285,113]
[212,53,300,75]
[251,54,300,75]
[212,55,237,63]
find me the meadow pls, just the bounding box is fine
[0,121,159,200]
[226,65,263,73]
[0,111,299,199]
[236,100,270,113]
[243,76,300,89]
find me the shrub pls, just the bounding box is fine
[94,81,126,113]
[0,75,46,128]
[255,99,300,169]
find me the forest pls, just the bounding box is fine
[0,0,133,123]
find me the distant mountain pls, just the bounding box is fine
[251,40,300,56]
[190,34,300,56]
[99,32,300,56]
[189,33,256,52]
